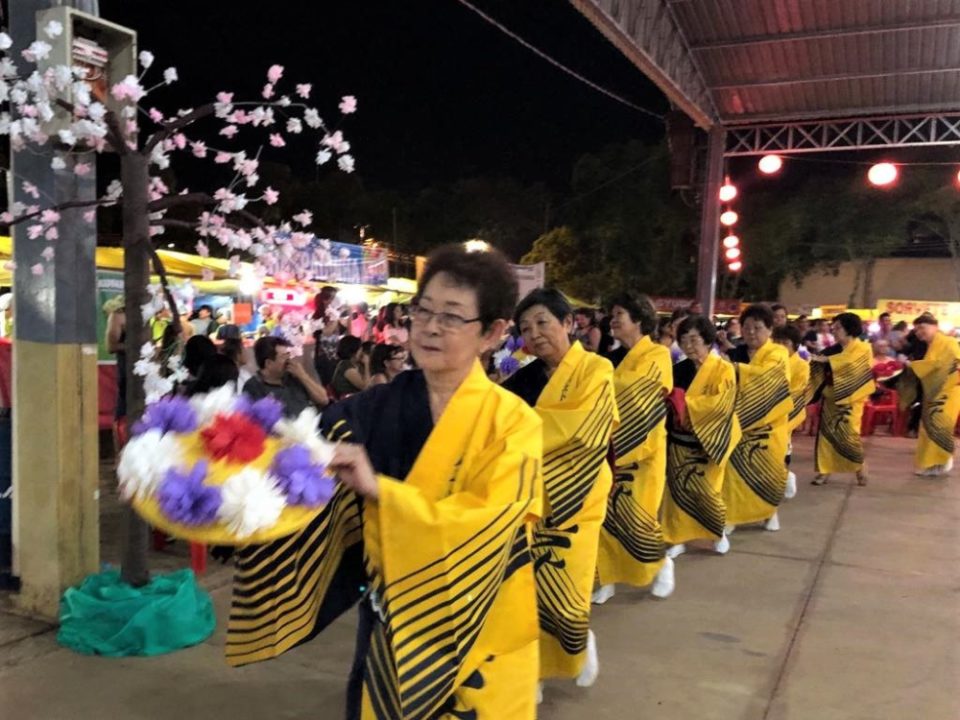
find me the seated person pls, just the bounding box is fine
[242,336,329,417]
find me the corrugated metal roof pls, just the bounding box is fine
[575,0,960,125]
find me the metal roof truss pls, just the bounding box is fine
[724,113,960,156]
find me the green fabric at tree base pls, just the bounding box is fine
[57,569,215,657]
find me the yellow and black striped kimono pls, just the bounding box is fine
[227,362,544,719]
[663,352,742,543]
[723,341,793,526]
[810,339,875,474]
[787,351,812,434]
[596,336,673,588]
[504,341,617,679]
[911,330,960,470]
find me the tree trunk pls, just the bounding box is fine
[120,153,151,587]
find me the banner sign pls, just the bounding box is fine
[650,296,741,315]
[878,298,960,325]
[257,239,388,286]
[96,270,124,362]
[510,262,545,300]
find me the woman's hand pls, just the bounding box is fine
[330,443,379,499]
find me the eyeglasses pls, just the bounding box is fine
[411,304,481,331]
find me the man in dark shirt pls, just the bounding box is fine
[243,336,330,418]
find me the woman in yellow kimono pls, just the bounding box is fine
[227,245,544,720]
[663,315,742,557]
[809,312,875,486]
[593,292,675,605]
[773,324,812,499]
[503,288,617,689]
[910,313,960,476]
[723,304,792,533]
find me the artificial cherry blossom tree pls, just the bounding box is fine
[0,19,357,584]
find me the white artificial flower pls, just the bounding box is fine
[104,179,123,202]
[138,50,154,69]
[25,41,52,62]
[53,65,73,90]
[43,20,64,38]
[218,468,285,538]
[57,129,76,146]
[87,102,106,122]
[275,408,334,465]
[133,357,160,378]
[117,429,180,501]
[286,118,302,134]
[143,373,175,405]
[0,33,12,51]
[189,383,237,426]
[337,154,355,173]
[303,108,322,129]
[50,157,66,170]
[140,341,155,359]
[315,149,331,165]
[163,67,178,85]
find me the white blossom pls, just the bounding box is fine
[0,33,12,51]
[43,21,64,39]
[117,429,180,501]
[303,108,322,129]
[163,67,178,85]
[218,468,285,539]
[189,383,237,426]
[138,50,155,69]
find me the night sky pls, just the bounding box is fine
[98,0,667,191]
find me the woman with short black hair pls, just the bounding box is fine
[503,287,617,688]
[593,292,676,605]
[368,343,406,386]
[331,335,368,396]
[662,315,741,557]
[809,312,875,486]
[722,303,793,535]
[229,243,544,719]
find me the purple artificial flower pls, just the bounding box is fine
[270,445,334,507]
[499,355,521,376]
[157,461,222,526]
[132,395,198,436]
[235,395,284,432]
[505,335,524,353]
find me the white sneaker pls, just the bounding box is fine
[650,556,676,599]
[724,524,737,535]
[764,512,780,532]
[666,543,687,559]
[945,457,955,474]
[575,630,599,687]
[714,534,730,554]
[784,471,797,499]
[591,584,615,605]
[536,681,543,705]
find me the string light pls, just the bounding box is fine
[867,162,898,186]
[725,247,741,260]
[758,155,783,174]
[728,260,742,272]
[722,234,739,249]
[719,177,737,202]
[720,209,738,226]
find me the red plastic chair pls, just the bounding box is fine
[861,389,900,436]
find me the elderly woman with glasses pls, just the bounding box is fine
[502,288,617,692]
[662,315,742,557]
[227,244,544,719]
[809,312,875,486]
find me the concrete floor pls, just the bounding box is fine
[0,434,957,720]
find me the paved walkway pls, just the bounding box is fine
[1,434,957,719]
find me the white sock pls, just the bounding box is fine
[650,556,676,599]
[666,543,686,559]
[591,584,615,605]
[765,512,780,532]
[575,630,599,687]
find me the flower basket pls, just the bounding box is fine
[118,385,335,545]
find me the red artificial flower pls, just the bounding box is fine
[200,412,266,464]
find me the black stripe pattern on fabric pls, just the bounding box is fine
[532,524,588,655]
[362,455,539,720]
[666,435,726,538]
[693,376,737,466]
[729,424,786,506]
[612,365,666,460]
[820,395,864,464]
[922,359,958,456]
[834,354,873,403]
[734,361,790,430]
[543,389,615,528]
[601,470,664,564]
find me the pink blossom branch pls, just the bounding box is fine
[51,99,126,154]
[147,192,269,231]
[143,104,216,154]
[2,197,111,227]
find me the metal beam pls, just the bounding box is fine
[569,0,717,129]
[711,65,960,91]
[724,113,960,156]
[690,17,960,51]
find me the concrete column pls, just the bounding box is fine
[10,0,100,620]
[696,126,726,318]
